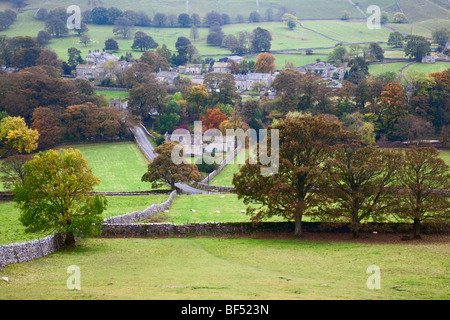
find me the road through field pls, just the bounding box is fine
[131,125,208,194]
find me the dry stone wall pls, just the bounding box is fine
[101,221,449,237]
[0,191,176,267]
[103,190,176,224]
[0,233,65,267]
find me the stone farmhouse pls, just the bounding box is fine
[212,62,232,73]
[295,61,345,80]
[421,56,436,64]
[234,72,273,91]
[76,50,132,81]
[109,97,128,111]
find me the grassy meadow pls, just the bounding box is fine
[95,89,129,100]
[0,194,169,245]
[0,236,448,299]
[55,142,166,192]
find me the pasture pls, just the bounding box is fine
[300,20,392,44]
[0,236,448,299]
[0,194,169,244]
[54,142,167,192]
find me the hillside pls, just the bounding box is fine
[1,0,400,20]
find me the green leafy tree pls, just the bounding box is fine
[141,142,201,190]
[432,27,450,50]
[131,31,158,51]
[113,17,134,38]
[14,148,107,246]
[388,31,405,48]
[250,27,272,53]
[105,38,119,51]
[404,35,431,62]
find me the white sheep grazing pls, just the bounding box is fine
[191,209,196,212]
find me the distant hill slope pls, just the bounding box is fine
[1,0,401,20]
[397,0,450,23]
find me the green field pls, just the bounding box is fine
[0,236,448,299]
[55,142,166,192]
[300,20,392,44]
[95,90,129,100]
[403,62,450,76]
[368,62,408,75]
[153,193,286,224]
[0,194,169,244]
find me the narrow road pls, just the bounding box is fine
[131,125,208,194]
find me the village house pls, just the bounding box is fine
[421,56,436,64]
[212,61,232,73]
[109,97,128,112]
[76,50,132,81]
[295,61,345,80]
[234,72,274,91]
[155,70,180,85]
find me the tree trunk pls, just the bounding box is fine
[294,215,303,237]
[351,219,360,239]
[65,232,76,246]
[413,218,421,239]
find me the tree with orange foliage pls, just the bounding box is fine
[377,81,406,139]
[201,108,229,130]
[254,52,275,74]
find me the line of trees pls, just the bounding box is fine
[232,114,449,239]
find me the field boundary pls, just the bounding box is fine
[101,220,449,237]
[0,233,66,268]
[0,191,177,267]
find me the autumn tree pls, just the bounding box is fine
[14,148,107,246]
[139,50,169,72]
[395,147,450,239]
[254,52,275,74]
[272,68,303,113]
[141,142,201,190]
[201,108,229,130]
[315,144,401,238]
[31,107,63,148]
[376,81,406,139]
[0,116,39,153]
[203,72,237,106]
[127,76,169,121]
[233,114,352,236]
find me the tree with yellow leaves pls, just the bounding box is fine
[0,116,39,153]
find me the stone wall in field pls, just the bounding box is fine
[102,190,177,224]
[101,221,449,237]
[0,191,177,268]
[0,233,65,268]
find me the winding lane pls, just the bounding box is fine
[131,125,208,194]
